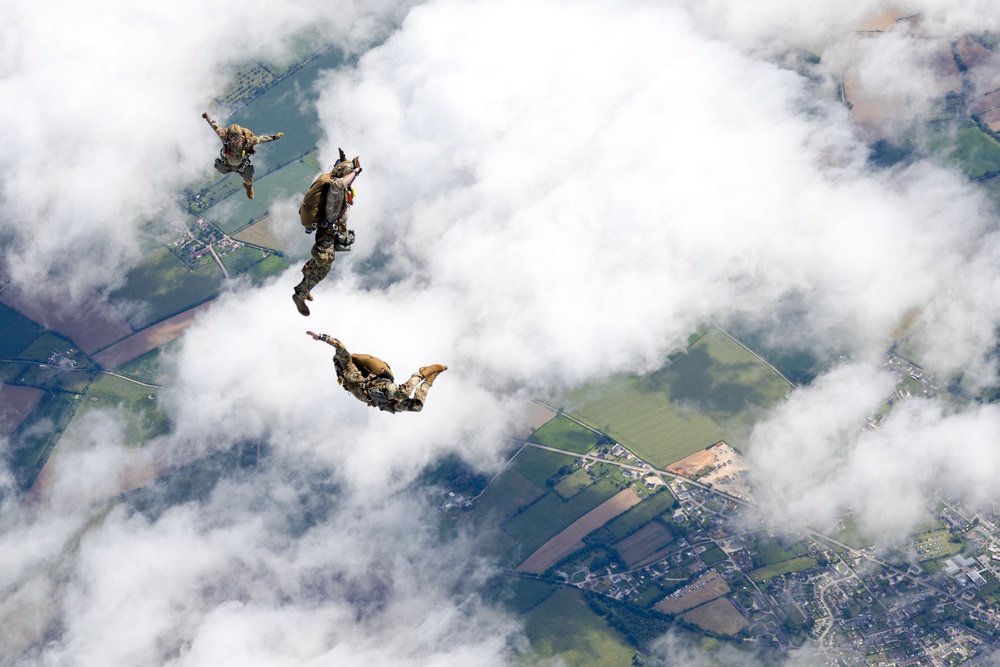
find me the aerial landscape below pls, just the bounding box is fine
[4,2,1000,666]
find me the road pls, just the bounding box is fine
[520,402,1000,655]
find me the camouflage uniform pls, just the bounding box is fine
[294,162,357,302]
[319,336,442,413]
[202,112,282,197]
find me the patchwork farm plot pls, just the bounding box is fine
[558,327,792,468]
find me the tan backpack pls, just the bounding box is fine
[299,173,334,230]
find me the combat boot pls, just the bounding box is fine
[419,364,447,385]
[243,180,255,199]
[292,293,310,316]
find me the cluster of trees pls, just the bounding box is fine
[585,591,674,650]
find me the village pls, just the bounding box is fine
[439,350,1000,666]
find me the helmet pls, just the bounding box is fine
[225,125,244,143]
[330,160,355,178]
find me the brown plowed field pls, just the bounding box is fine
[655,570,730,615]
[682,597,748,635]
[615,522,675,568]
[232,217,287,252]
[93,300,216,370]
[0,384,45,436]
[0,286,133,355]
[516,488,641,574]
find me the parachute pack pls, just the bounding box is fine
[299,173,335,230]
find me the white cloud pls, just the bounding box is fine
[6,0,1000,664]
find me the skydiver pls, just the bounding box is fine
[306,331,447,413]
[292,149,361,316]
[202,111,283,199]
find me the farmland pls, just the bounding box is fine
[528,415,606,453]
[472,469,546,524]
[0,303,43,358]
[7,392,81,491]
[682,598,750,636]
[75,374,169,445]
[109,247,223,330]
[558,327,792,467]
[0,385,44,437]
[516,488,642,574]
[233,217,290,253]
[655,570,730,615]
[503,477,622,558]
[522,588,636,667]
[601,489,677,542]
[245,255,292,284]
[748,557,820,582]
[0,287,133,355]
[93,301,216,371]
[936,121,1000,178]
[615,522,676,569]
[113,345,176,386]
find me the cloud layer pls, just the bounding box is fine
[5,0,1000,664]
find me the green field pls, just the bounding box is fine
[0,360,94,393]
[943,122,1000,178]
[220,245,272,276]
[528,415,605,454]
[601,488,676,542]
[750,536,813,568]
[76,374,170,445]
[829,514,878,549]
[700,544,728,565]
[521,588,637,667]
[0,303,42,358]
[554,468,593,499]
[109,247,224,329]
[114,345,176,386]
[512,446,577,488]
[490,576,556,614]
[8,392,82,491]
[749,557,819,582]
[473,469,546,523]
[559,328,792,467]
[246,254,292,285]
[503,478,622,556]
[913,530,963,563]
[0,362,31,384]
[15,332,89,366]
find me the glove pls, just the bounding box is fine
[202,111,210,120]
[352,156,362,174]
[274,132,284,139]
